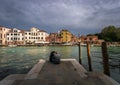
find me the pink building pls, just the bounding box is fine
[0,26,11,45]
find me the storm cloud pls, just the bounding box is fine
[0,0,120,35]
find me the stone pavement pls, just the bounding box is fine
[0,59,120,85]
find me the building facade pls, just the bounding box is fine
[6,27,49,45]
[49,33,62,44]
[71,34,78,45]
[0,26,11,45]
[24,27,49,45]
[79,35,104,45]
[59,29,72,43]
[80,35,98,43]
[6,28,24,45]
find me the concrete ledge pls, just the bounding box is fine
[0,74,26,85]
[100,73,120,85]
[3,74,26,80]
[71,59,88,78]
[25,59,45,79]
[61,58,76,61]
[86,72,120,85]
[0,80,15,85]
[59,59,88,78]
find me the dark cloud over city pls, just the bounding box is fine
[0,0,120,35]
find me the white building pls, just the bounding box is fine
[6,28,24,45]
[24,27,49,45]
[1,27,49,45]
[0,26,11,45]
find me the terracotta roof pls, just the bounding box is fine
[39,30,46,32]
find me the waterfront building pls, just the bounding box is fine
[79,35,104,45]
[71,34,78,45]
[49,33,62,44]
[24,27,49,45]
[6,28,24,45]
[80,35,98,43]
[97,39,105,45]
[0,26,11,45]
[59,29,72,43]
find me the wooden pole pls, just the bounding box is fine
[101,42,110,76]
[87,42,92,71]
[79,42,82,64]
[119,60,120,74]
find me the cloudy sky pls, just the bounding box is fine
[0,0,120,35]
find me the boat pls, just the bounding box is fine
[61,42,72,46]
[8,45,17,47]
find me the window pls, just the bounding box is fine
[0,40,2,43]
[14,38,16,40]
[90,38,92,41]
[1,34,2,38]
[14,33,17,36]
[8,37,9,40]
[41,37,43,40]
[4,34,5,38]
[29,33,31,35]
[14,30,17,32]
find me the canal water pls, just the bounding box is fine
[0,46,120,82]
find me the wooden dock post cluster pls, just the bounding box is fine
[78,42,92,71]
[78,42,110,76]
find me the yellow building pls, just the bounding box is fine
[60,29,72,43]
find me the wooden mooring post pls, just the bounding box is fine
[101,42,110,76]
[87,42,92,71]
[78,42,82,64]
[119,60,120,74]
